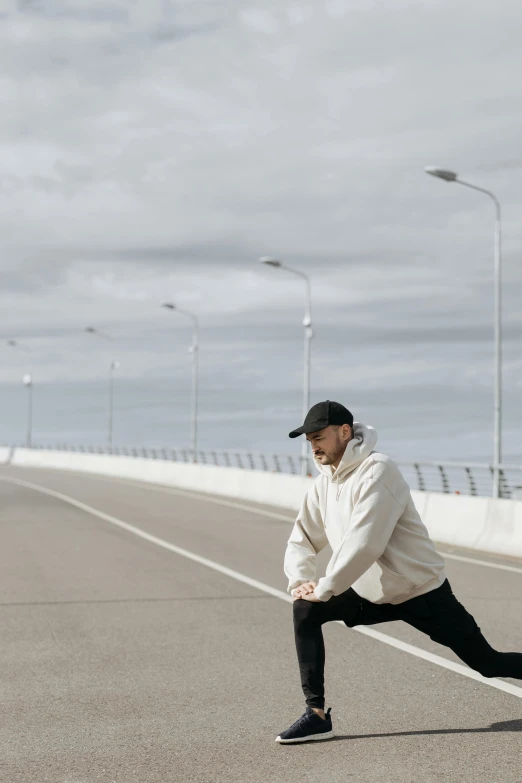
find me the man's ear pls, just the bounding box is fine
[342,423,352,442]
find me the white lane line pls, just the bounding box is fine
[434,552,522,575]
[26,469,522,577]
[23,470,296,523]
[2,473,522,701]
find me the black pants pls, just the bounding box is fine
[293,578,522,709]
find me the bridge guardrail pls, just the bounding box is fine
[9,444,522,500]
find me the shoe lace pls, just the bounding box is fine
[288,711,315,733]
[298,715,311,731]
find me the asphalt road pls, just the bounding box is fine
[1,465,522,783]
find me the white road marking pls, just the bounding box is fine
[2,473,522,701]
[35,470,297,523]
[433,552,522,575]
[25,469,522,576]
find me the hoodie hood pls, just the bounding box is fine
[314,422,378,481]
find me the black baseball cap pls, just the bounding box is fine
[288,400,354,438]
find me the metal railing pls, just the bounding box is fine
[396,461,522,500]
[18,444,302,477]
[10,444,522,500]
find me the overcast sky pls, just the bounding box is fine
[1,0,521,460]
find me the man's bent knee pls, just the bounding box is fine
[293,598,322,625]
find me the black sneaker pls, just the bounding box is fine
[275,707,334,744]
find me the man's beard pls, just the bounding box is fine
[314,444,344,466]
[315,452,337,465]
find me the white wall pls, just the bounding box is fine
[0,447,13,464]
[4,448,522,561]
[6,448,312,510]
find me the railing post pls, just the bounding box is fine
[413,463,425,492]
[499,468,509,499]
[464,467,477,496]
[438,465,450,494]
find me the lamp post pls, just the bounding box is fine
[162,303,199,463]
[85,327,119,448]
[424,166,502,498]
[259,257,313,477]
[7,341,33,447]
[108,360,120,448]
[22,374,33,448]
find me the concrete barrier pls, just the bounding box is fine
[8,448,313,510]
[414,489,522,556]
[0,447,13,464]
[5,448,522,561]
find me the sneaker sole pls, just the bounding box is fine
[275,729,335,744]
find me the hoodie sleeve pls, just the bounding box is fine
[284,480,329,594]
[313,474,406,602]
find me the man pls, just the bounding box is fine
[275,400,522,744]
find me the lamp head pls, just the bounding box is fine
[424,166,458,182]
[162,302,176,310]
[22,373,32,387]
[259,256,282,268]
[85,326,96,333]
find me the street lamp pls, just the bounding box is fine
[108,359,120,448]
[7,340,33,446]
[6,339,30,351]
[22,373,33,448]
[259,256,313,477]
[162,303,199,463]
[85,327,119,448]
[425,166,502,498]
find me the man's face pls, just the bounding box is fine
[306,425,351,466]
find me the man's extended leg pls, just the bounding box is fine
[394,579,522,679]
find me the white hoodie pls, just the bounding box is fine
[284,422,446,604]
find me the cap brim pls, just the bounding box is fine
[288,420,328,438]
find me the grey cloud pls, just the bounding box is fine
[0,0,521,459]
[475,159,522,173]
[151,20,224,44]
[16,0,128,23]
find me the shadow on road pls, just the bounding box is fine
[333,718,522,741]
